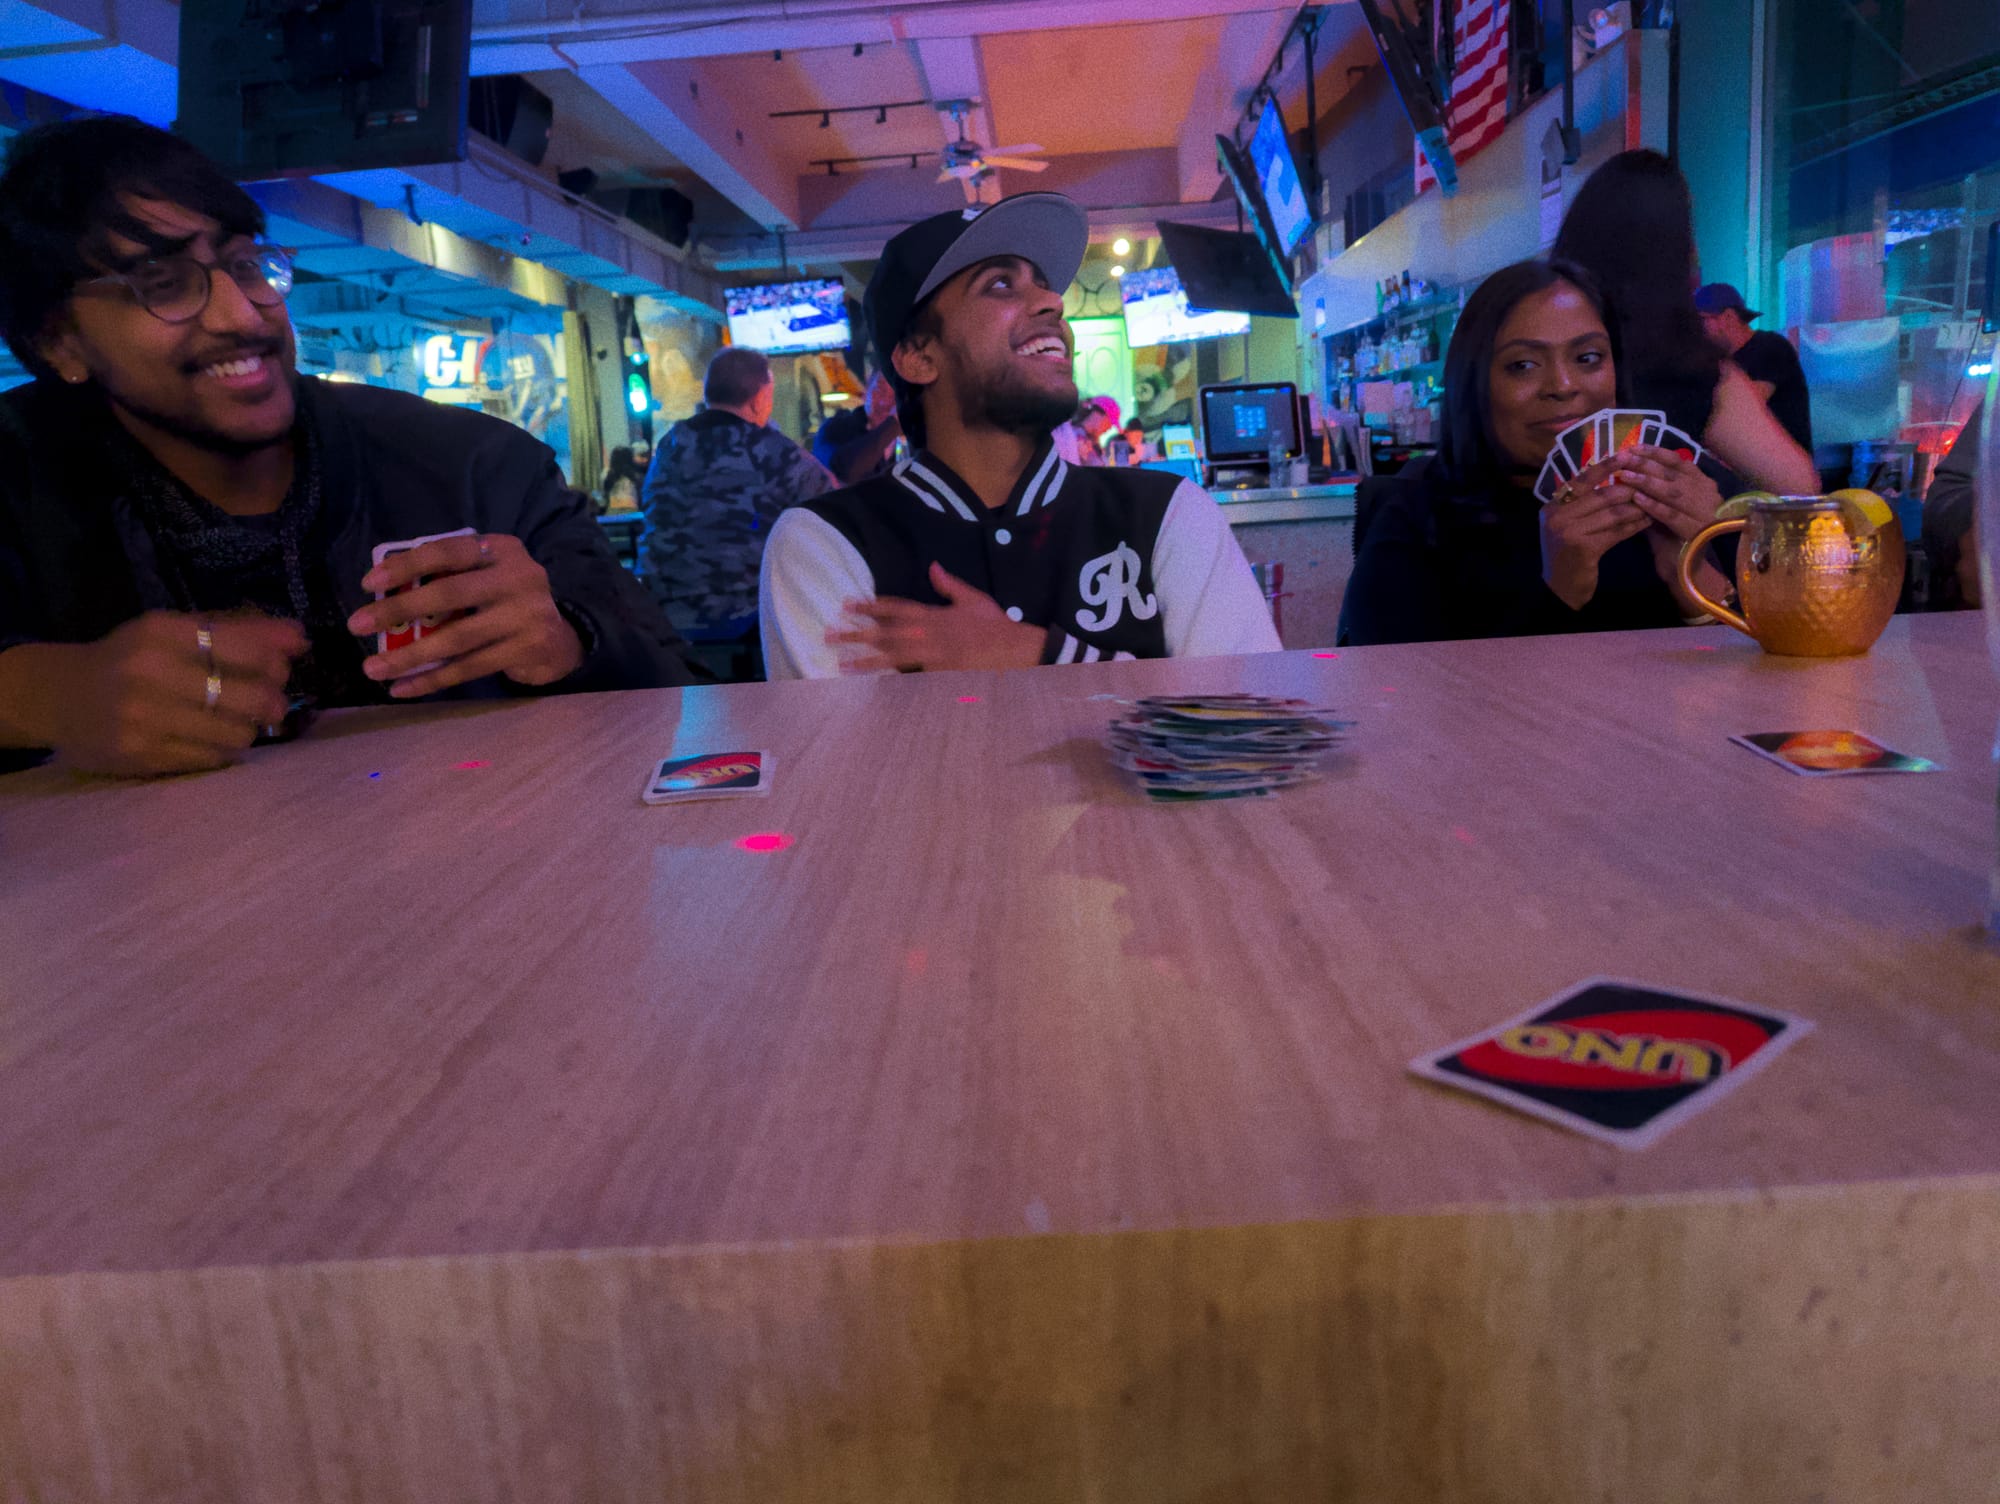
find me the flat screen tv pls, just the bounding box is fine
[1120,266,1252,347]
[1155,222,1297,319]
[1249,101,1311,255]
[179,0,473,179]
[725,279,852,356]
[1215,133,1294,297]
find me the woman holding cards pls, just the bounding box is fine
[1339,258,1737,646]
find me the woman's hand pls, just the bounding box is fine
[1608,446,1735,613]
[1613,445,1724,540]
[1539,472,1651,611]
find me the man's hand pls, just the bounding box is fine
[1540,471,1652,611]
[824,562,1045,673]
[347,532,584,698]
[35,611,305,776]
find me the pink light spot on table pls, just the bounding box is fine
[736,832,794,854]
[1380,686,1397,694]
[1453,826,1477,846]
[904,948,930,976]
[454,760,490,770]
[1312,651,1340,659]
[1692,644,1720,652]
[957,695,981,704]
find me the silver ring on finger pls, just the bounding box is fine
[196,620,223,711]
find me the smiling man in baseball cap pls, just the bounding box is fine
[759,192,1277,678]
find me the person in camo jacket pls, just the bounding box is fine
[638,346,836,680]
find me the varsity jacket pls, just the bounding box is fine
[759,435,1280,679]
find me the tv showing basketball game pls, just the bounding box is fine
[724,279,852,356]
[1120,266,1252,347]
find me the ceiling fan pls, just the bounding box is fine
[936,100,1047,202]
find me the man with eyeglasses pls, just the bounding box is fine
[0,116,694,776]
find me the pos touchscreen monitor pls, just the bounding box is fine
[1200,382,1302,463]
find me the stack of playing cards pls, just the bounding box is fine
[1106,694,1351,803]
[1534,408,1705,505]
[642,750,774,805]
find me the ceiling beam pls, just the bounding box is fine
[470,0,1315,74]
[583,59,804,231]
[702,195,1238,270]
[1174,7,1293,201]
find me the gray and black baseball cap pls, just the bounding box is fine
[863,192,1088,374]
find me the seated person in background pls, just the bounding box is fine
[599,444,646,511]
[810,370,900,487]
[1339,258,1732,647]
[640,346,836,678]
[0,116,692,778]
[1923,398,1983,610]
[759,193,1278,678]
[1695,283,1813,456]
[1105,421,1155,466]
[1556,151,1818,497]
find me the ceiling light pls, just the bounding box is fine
[1112,237,1131,256]
[1110,264,1126,278]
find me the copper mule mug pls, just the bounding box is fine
[1677,494,1905,657]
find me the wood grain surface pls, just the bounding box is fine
[3,613,1997,1500]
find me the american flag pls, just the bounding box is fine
[1414,0,1512,194]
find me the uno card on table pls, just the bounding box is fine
[642,750,774,804]
[1409,977,1812,1149]
[371,527,477,661]
[1730,730,1939,777]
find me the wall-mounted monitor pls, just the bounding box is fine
[179,0,473,179]
[1249,101,1311,255]
[1120,266,1252,347]
[1215,133,1294,297]
[1155,222,1297,318]
[724,278,852,356]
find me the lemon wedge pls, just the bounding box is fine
[1826,487,1894,536]
[1716,491,1773,521]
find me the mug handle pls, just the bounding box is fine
[1678,519,1753,636]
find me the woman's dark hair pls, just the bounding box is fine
[0,115,265,377]
[1438,257,1622,489]
[1552,149,1718,397]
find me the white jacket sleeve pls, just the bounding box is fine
[758,508,878,680]
[1153,480,1284,658]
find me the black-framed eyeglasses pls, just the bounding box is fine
[76,244,295,325]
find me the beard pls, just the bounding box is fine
[949,348,1078,437]
[102,360,299,458]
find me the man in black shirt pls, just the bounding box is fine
[1696,283,1814,454]
[0,116,692,776]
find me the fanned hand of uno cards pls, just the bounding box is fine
[1409,977,1812,1148]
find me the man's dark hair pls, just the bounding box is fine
[1437,256,1626,490]
[0,115,266,378]
[1552,149,1719,397]
[704,346,772,410]
[884,295,945,449]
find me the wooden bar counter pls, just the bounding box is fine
[2,614,1997,1501]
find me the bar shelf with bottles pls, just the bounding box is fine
[1320,274,1465,471]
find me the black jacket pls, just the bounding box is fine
[0,377,695,768]
[1338,458,1686,646]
